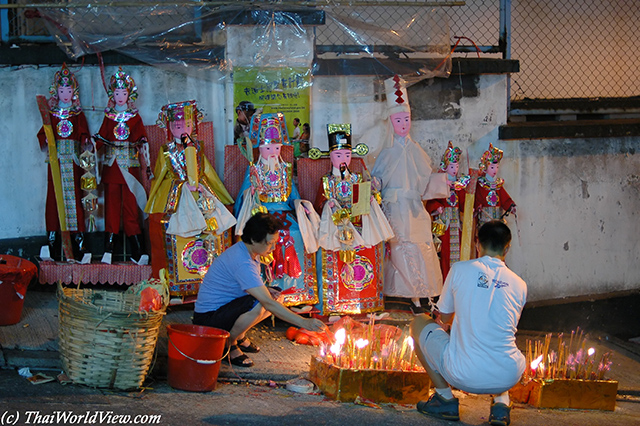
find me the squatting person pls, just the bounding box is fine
[410,220,527,426]
[193,212,326,367]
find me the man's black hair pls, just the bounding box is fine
[477,220,512,253]
[236,101,255,113]
[241,212,284,244]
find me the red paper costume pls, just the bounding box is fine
[95,68,149,264]
[37,64,90,261]
[474,143,516,227]
[425,142,470,279]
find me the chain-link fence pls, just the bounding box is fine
[510,0,640,100]
[2,0,640,101]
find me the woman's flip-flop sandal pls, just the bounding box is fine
[237,336,260,353]
[225,345,254,367]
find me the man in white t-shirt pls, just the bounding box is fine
[410,220,527,426]
[291,117,301,140]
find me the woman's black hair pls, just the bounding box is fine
[241,212,285,244]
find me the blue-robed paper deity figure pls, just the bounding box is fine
[234,112,319,307]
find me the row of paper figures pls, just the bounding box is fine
[37,65,516,314]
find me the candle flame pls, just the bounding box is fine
[531,354,543,370]
[335,328,346,345]
[329,342,342,355]
[588,347,595,356]
[407,336,415,350]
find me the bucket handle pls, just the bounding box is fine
[168,334,230,365]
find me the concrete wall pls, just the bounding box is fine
[1,65,639,302]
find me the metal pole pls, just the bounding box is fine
[500,0,512,110]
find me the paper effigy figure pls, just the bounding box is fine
[95,67,150,265]
[475,143,516,227]
[145,100,236,298]
[234,112,318,306]
[37,64,92,263]
[312,124,394,315]
[371,75,448,309]
[426,142,471,279]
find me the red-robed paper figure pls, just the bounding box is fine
[426,142,471,279]
[37,64,92,263]
[95,67,150,265]
[371,75,448,310]
[474,143,516,228]
[312,124,394,315]
[145,100,236,300]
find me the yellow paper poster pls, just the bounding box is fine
[233,67,311,143]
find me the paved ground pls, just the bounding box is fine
[1,288,640,425]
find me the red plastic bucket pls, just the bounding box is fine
[0,281,25,326]
[167,324,230,392]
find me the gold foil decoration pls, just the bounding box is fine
[260,253,274,265]
[432,218,446,237]
[81,172,97,191]
[351,181,371,217]
[205,216,219,233]
[251,205,268,215]
[327,123,351,135]
[339,249,356,263]
[332,208,351,225]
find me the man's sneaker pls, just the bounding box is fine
[417,392,460,421]
[489,401,512,426]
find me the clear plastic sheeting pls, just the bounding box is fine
[38,1,452,81]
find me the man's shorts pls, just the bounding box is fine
[193,295,259,332]
[418,321,450,376]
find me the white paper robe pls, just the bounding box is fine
[371,134,448,298]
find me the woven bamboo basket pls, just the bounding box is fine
[57,282,168,390]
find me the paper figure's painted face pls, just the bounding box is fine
[169,118,193,140]
[113,88,129,107]
[57,85,74,104]
[390,111,411,137]
[330,149,352,169]
[486,162,500,178]
[446,162,459,178]
[259,143,282,160]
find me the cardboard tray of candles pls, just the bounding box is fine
[510,378,618,411]
[308,356,432,403]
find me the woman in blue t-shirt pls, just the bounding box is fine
[194,212,327,367]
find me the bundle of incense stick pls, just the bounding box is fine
[319,316,425,372]
[523,327,613,381]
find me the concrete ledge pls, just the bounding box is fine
[499,118,640,140]
[1,44,518,77]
